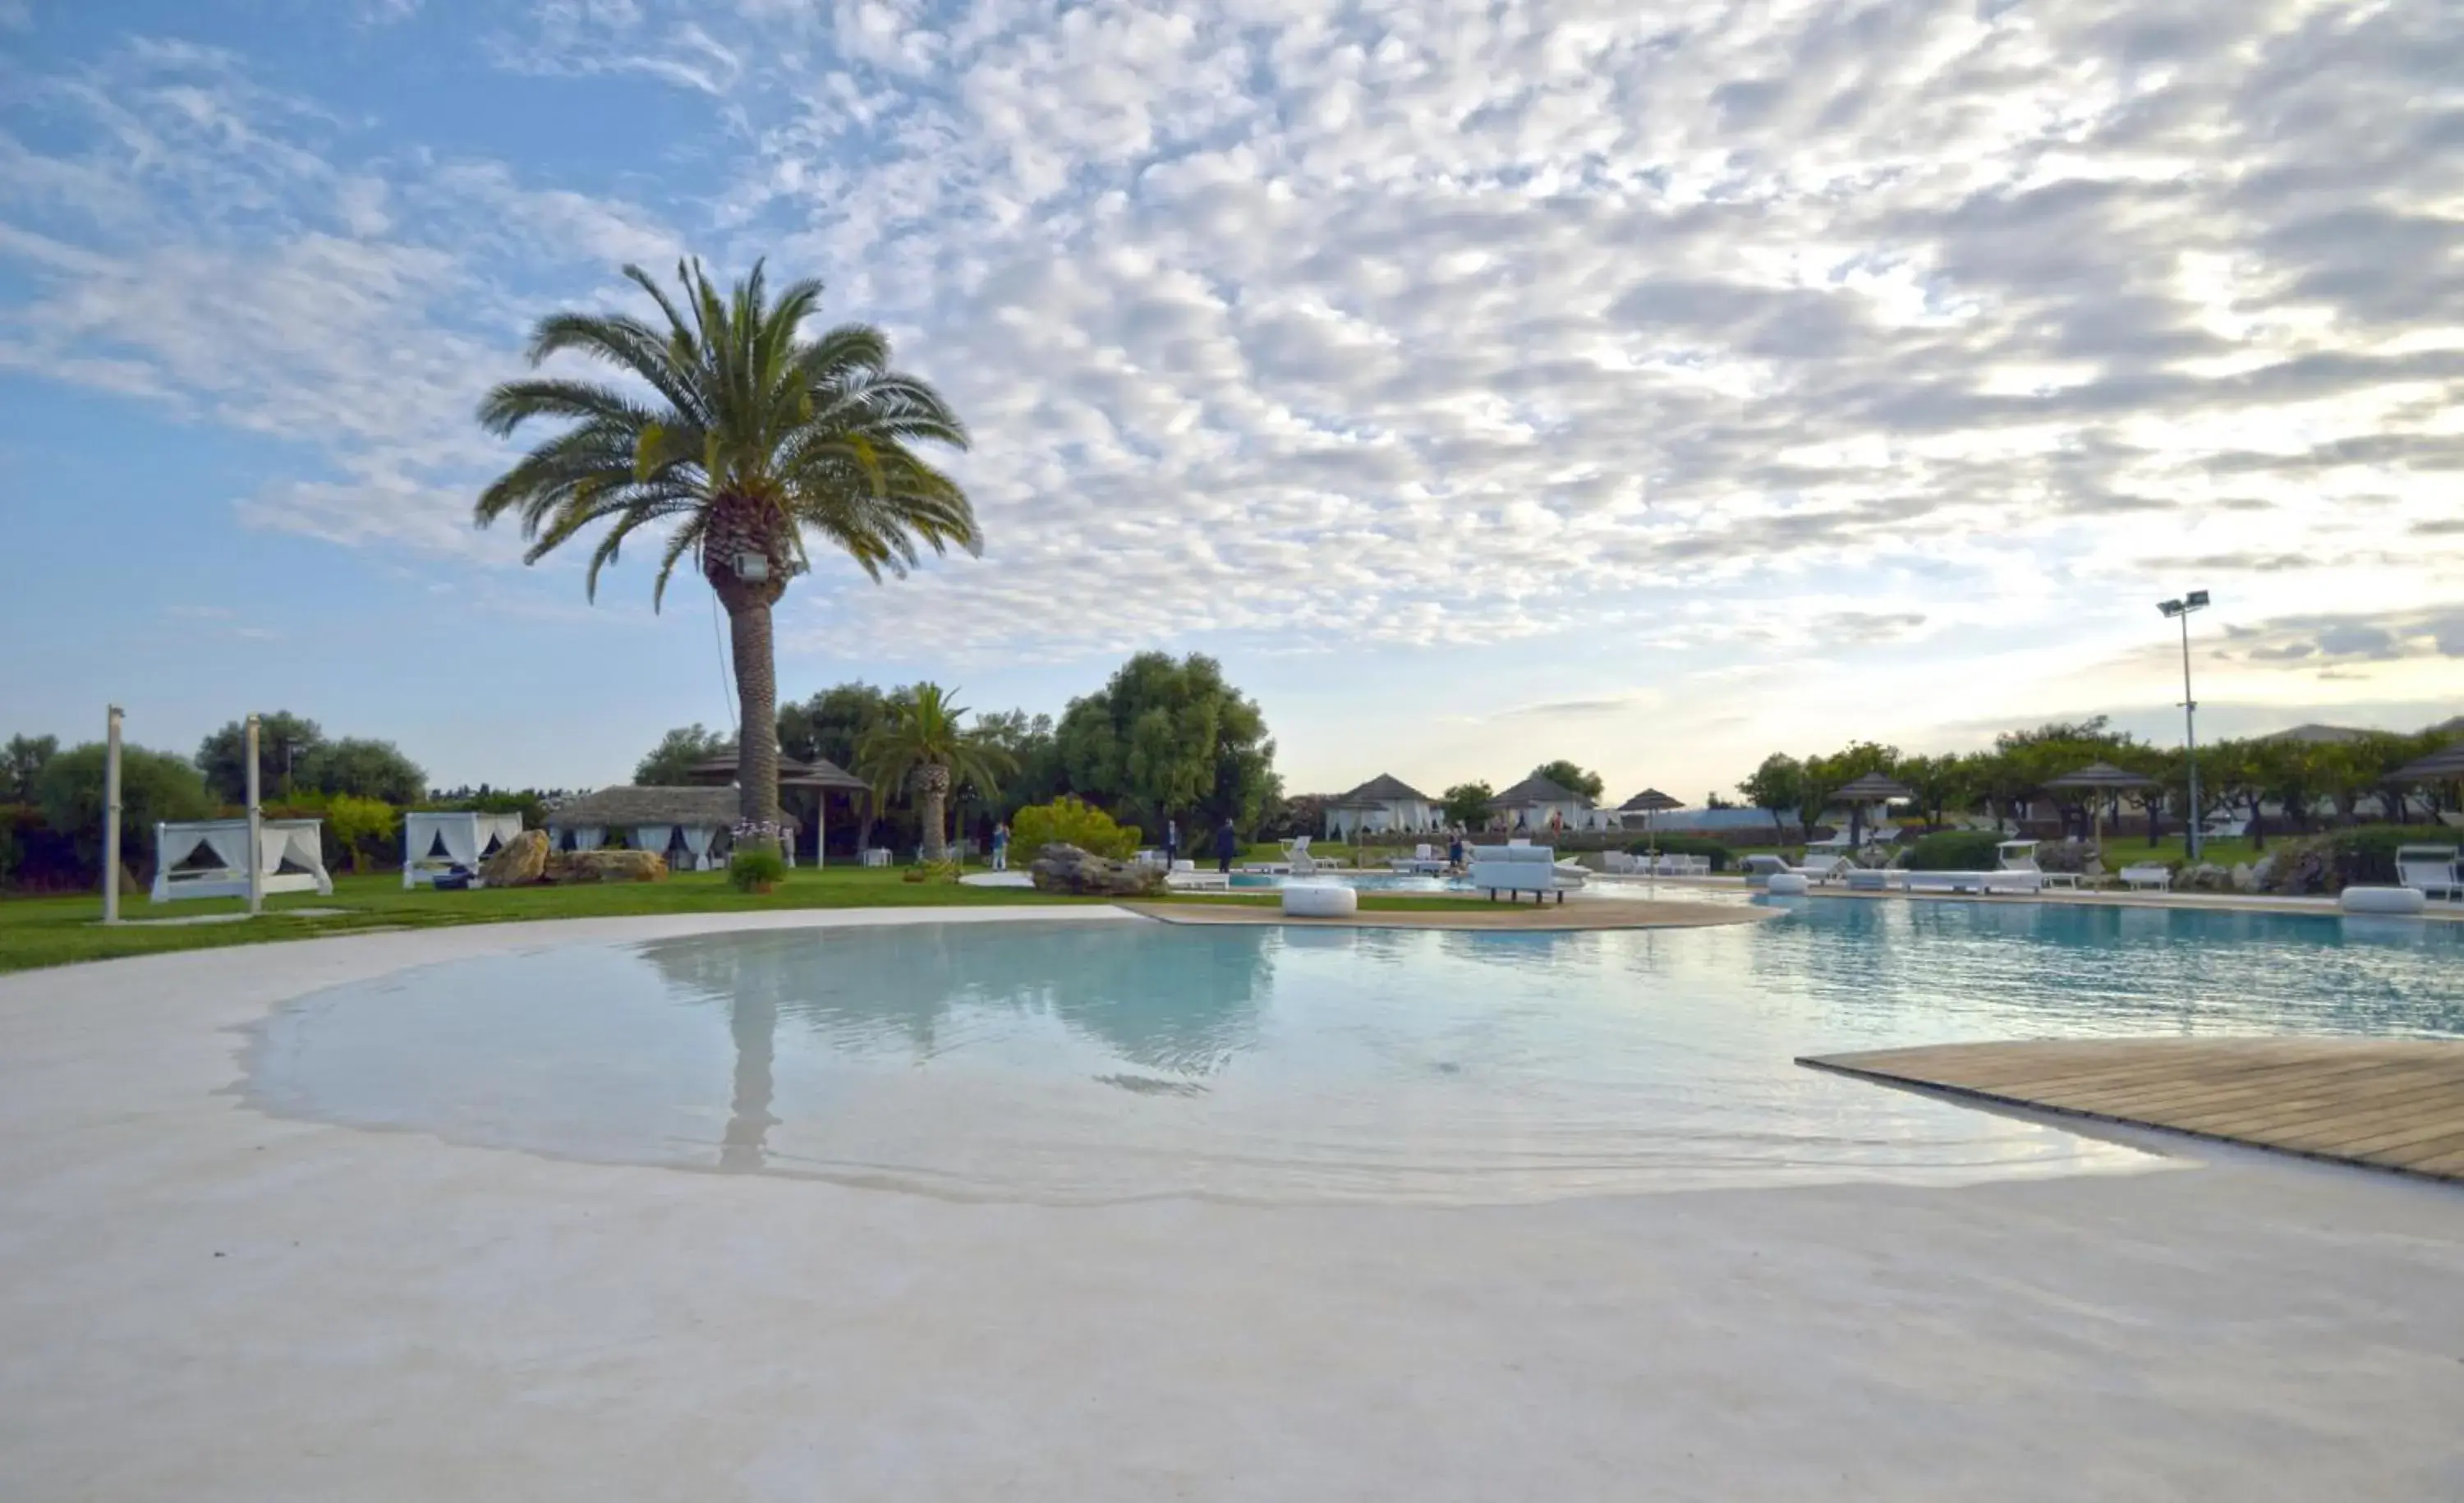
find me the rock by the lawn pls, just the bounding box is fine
[1028,843,1165,898]
[546,848,669,884]
[479,830,550,887]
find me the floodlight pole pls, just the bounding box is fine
[103,706,124,924]
[2159,593,2209,863]
[245,713,264,917]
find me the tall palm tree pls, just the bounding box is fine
[857,684,1014,862]
[474,259,978,829]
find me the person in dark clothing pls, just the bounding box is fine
[1165,817,1180,868]
[1214,817,1239,874]
[1448,830,1465,872]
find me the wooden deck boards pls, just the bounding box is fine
[1799,1038,2464,1183]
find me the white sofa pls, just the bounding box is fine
[1468,843,1566,904]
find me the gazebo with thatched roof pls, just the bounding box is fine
[682,748,870,863]
[546,787,798,871]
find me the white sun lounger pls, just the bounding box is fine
[2119,863,2172,892]
[1905,869,2044,895]
[2396,845,2462,901]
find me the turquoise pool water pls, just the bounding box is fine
[250,905,2464,1205]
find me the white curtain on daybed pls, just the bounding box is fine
[681,825,716,871]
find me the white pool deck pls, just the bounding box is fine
[5,907,2462,1501]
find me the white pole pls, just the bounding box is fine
[245,713,264,917]
[103,705,123,924]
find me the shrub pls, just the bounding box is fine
[1903,830,2001,871]
[1624,833,1733,871]
[2261,825,2457,894]
[1012,796,1140,862]
[728,845,787,892]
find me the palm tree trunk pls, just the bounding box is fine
[921,763,950,862]
[727,598,781,831]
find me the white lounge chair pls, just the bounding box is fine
[1282,835,1317,877]
[1905,858,2045,894]
[2119,863,2172,892]
[2203,816,2249,840]
[1791,852,1851,884]
[2396,845,2462,901]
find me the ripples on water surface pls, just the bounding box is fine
[250,903,2464,1205]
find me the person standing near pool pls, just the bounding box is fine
[991,820,1010,872]
[1214,816,1238,874]
[1448,828,1465,872]
[1165,817,1179,868]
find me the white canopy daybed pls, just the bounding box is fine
[402,811,527,888]
[153,820,333,903]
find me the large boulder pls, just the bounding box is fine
[479,830,550,887]
[1029,842,1166,898]
[546,848,669,884]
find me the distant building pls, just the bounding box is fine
[1484,774,1610,833]
[1322,774,1438,839]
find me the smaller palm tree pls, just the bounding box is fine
[857,684,1014,862]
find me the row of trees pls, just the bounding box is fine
[2,717,445,889]
[1739,718,2458,850]
[634,651,1283,862]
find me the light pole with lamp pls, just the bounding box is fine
[2158,590,2210,862]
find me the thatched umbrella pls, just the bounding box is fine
[778,757,871,866]
[1830,771,1913,848]
[2391,742,2464,824]
[2044,761,2155,846]
[2393,742,2464,782]
[1620,788,1683,890]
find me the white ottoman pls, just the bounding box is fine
[1283,883,1359,918]
[2340,885,2426,916]
[1766,872,1811,896]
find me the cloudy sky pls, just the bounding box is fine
[2,0,2457,802]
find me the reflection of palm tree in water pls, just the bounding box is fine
[632,922,1276,1169]
[719,990,777,1172]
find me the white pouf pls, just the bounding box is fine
[1283,882,1359,917]
[2340,885,2427,916]
[1766,872,1811,896]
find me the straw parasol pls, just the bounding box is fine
[1620,789,1683,891]
[1829,771,1913,848]
[2393,742,2464,783]
[2044,761,2156,845]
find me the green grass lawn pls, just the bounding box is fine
[0,864,1524,974]
[0,866,1085,975]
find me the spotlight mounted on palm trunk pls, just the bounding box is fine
[733,552,770,582]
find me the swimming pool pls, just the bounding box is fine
[249,903,2463,1206]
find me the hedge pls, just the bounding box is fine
[1624,833,1734,871]
[1903,830,2002,871]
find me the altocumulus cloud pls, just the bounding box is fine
[1,0,2458,669]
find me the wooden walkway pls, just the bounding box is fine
[1800,1038,2464,1183]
